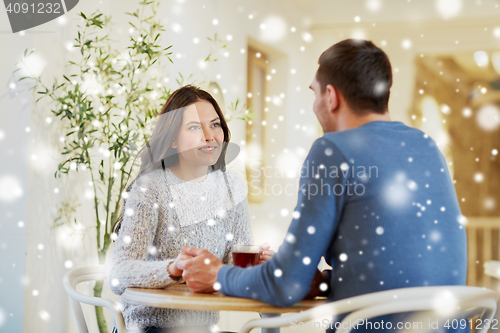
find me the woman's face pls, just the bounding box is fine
[172,99,225,168]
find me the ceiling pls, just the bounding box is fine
[289,0,500,27]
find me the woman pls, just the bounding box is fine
[109,85,273,333]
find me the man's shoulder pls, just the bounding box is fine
[319,121,429,150]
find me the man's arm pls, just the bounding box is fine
[179,138,350,306]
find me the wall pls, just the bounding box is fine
[0,26,32,333]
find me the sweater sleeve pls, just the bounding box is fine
[217,138,350,306]
[108,173,177,295]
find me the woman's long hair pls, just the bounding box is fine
[112,85,231,235]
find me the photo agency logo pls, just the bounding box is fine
[3,0,79,33]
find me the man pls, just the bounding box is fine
[177,39,467,332]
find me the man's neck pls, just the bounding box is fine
[334,109,391,132]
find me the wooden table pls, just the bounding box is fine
[122,284,327,333]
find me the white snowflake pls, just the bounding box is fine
[484,197,496,210]
[407,180,418,191]
[307,226,315,234]
[432,290,458,316]
[217,209,226,217]
[285,233,296,244]
[274,269,283,277]
[474,172,484,183]
[39,310,51,322]
[382,172,412,209]
[430,231,442,242]
[457,215,467,225]
[373,81,388,96]
[0,175,23,203]
[339,253,348,262]
[436,0,462,19]
[376,227,384,235]
[303,257,311,265]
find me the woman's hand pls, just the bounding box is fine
[168,253,195,277]
[258,242,275,264]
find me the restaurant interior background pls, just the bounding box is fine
[1,0,500,332]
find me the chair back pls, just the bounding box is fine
[238,286,499,333]
[62,265,126,333]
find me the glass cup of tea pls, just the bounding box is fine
[231,245,261,268]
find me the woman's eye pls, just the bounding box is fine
[189,126,200,130]
[213,123,220,128]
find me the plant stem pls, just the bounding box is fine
[86,149,101,250]
[93,280,108,333]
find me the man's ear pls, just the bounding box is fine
[325,84,339,113]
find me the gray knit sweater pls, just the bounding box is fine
[108,167,253,330]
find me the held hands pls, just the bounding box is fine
[168,252,195,277]
[258,242,275,264]
[172,243,275,293]
[176,246,223,293]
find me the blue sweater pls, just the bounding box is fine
[218,121,467,326]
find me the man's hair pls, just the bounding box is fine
[316,39,392,114]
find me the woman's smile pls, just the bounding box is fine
[198,145,218,154]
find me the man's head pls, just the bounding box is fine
[310,39,392,131]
